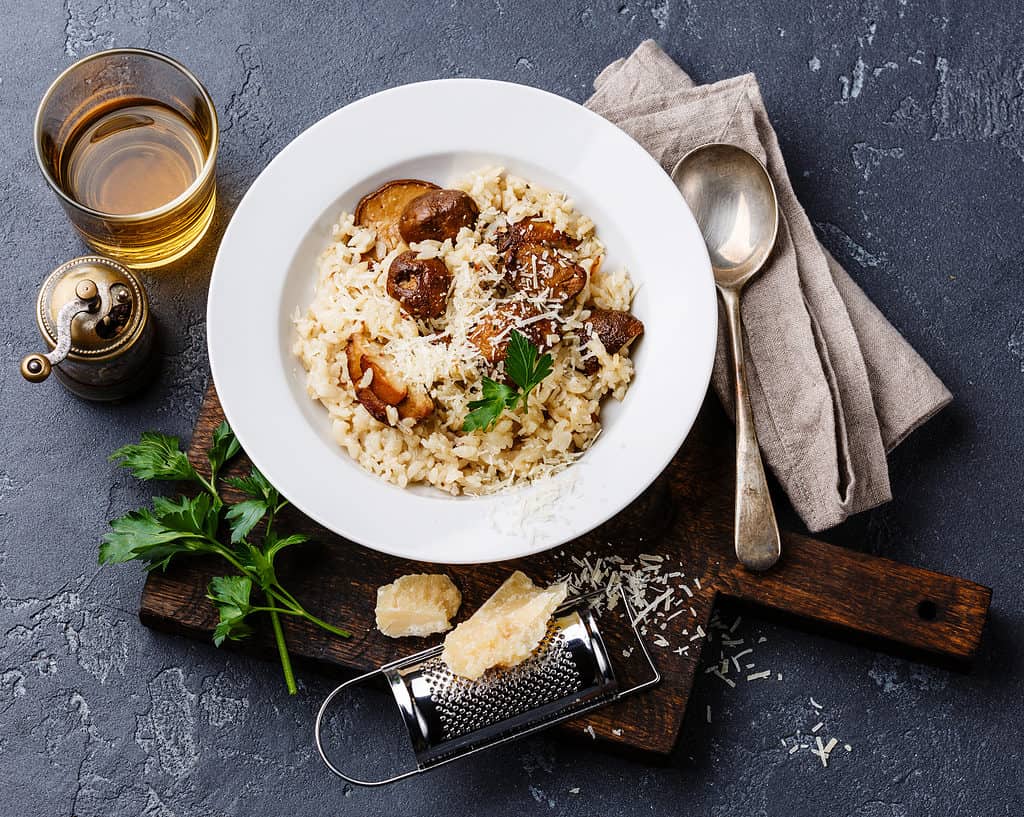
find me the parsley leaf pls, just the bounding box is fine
[208,421,241,483]
[152,493,218,540]
[223,467,280,544]
[225,499,269,544]
[99,503,218,571]
[462,330,554,432]
[225,467,278,506]
[462,377,519,432]
[109,432,202,484]
[99,508,193,565]
[208,575,254,646]
[505,329,554,409]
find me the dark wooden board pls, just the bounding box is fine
[140,385,991,756]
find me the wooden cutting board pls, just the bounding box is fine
[139,385,991,756]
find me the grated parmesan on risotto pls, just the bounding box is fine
[292,167,639,495]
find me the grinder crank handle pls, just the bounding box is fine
[720,531,991,664]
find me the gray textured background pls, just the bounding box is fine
[2,1,1022,815]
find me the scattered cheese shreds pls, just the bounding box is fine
[556,547,858,770]
[713,669,736,688]
[813,736,828,767]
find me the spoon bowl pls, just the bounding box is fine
[672,143,779,290]
[671,143,781,572]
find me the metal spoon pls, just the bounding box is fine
[671,143,781,571]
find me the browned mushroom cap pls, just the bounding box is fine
[345,333,434,423]
[354,179,440,256]
[505,243,587,303]
[468,301,558,365]
[577,308,645,374]
[399,189,480,244]
[496,219,578,253]
[386,251,452,319]
[498,219,586,302]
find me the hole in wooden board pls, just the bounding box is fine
[917,600,938,621]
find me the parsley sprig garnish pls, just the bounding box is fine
[463,330,554,432]
[100,422,350,694]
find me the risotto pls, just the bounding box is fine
[292,167,643,495]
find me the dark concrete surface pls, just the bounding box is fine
[2,1,1022,814]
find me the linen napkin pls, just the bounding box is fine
[586,41,952,532]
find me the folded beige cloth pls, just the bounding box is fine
[587,41,952,532]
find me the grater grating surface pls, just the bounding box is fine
[418,620,582,742]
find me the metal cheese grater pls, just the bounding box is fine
[315,588,659,786]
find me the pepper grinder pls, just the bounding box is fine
[20,256,156,401]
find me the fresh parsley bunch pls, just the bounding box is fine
[100,422,349,694]
[462,330,554,432]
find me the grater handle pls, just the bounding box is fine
[314,667,423,787]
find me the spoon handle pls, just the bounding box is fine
[719,286,781,571]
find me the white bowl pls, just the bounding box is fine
[208,79,715,564]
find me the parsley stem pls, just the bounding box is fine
[248,606,304,616]
[269,583,302,609]
[301,613,352,639]
[196,472,219,500]
[208,543,250,577]
[266,587,352,638]
[268,610,296,695]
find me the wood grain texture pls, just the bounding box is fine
[139,385,991,756]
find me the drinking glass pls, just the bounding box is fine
[35,48,219,269]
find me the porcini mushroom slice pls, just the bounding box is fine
[399,189,480,244]
[468,301,558,365]
[577,308,645,374]
[354,179,440,256]
[361,355,408,405]
[498,219,586,302]
[505,243,587,302]
[397,385,434,420]
[497,219,578,254]
[345,338,365,382]
[355,385,391,423]
[345,333,428,423]
[387,251,452,319]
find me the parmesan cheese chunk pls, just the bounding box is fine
[442,571,567,679]
[375,574,462,638]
